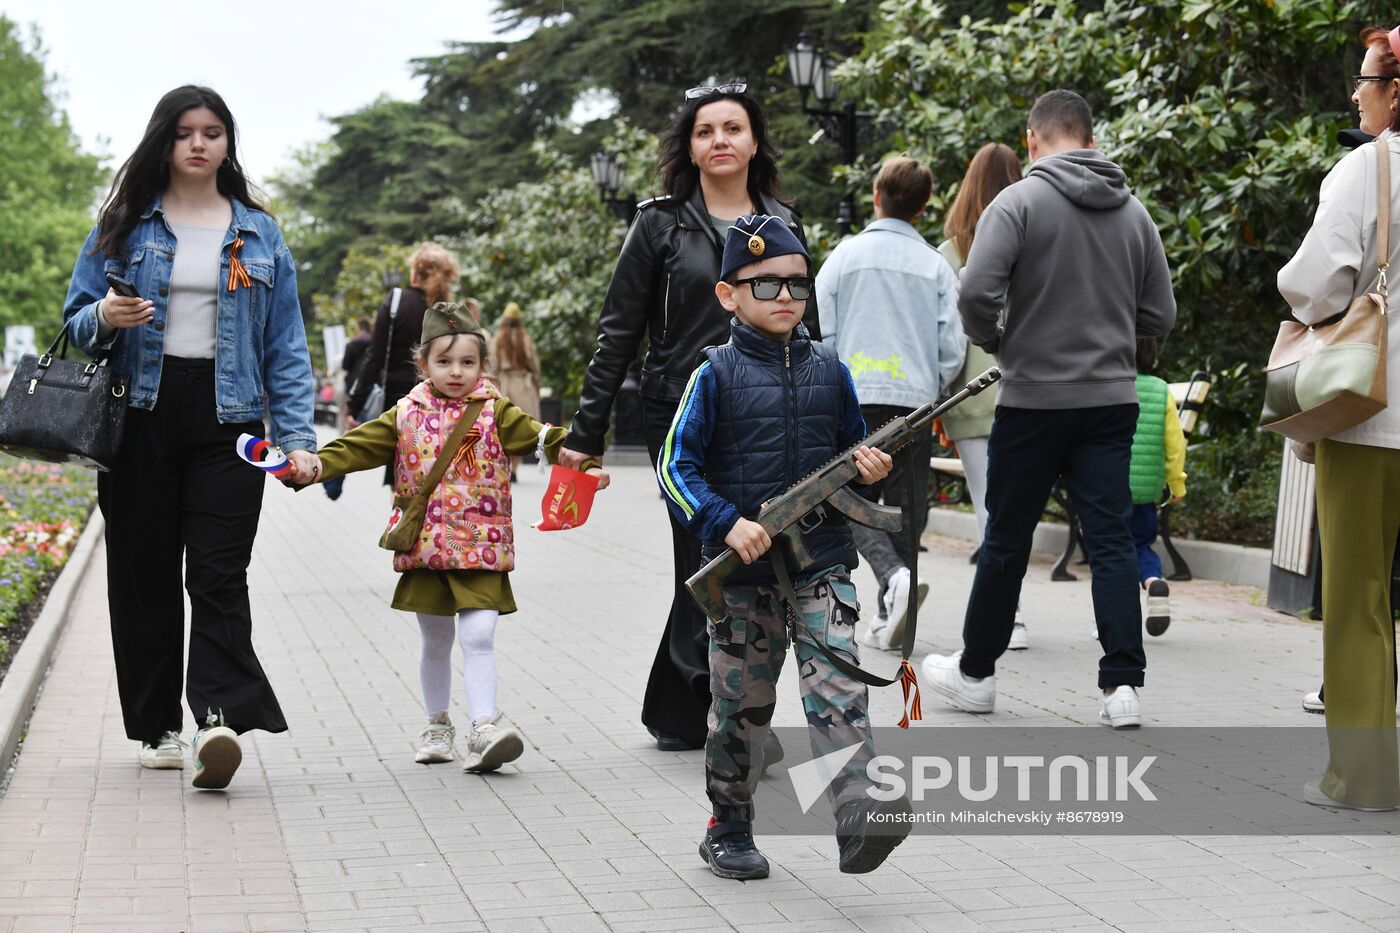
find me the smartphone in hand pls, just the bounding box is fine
[105,273,141,299]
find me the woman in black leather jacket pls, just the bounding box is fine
[561,85,819,750]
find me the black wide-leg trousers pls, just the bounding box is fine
[97,357,287,745]
[640,397,710,746]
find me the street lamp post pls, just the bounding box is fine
[590,151,637,225]
[589,150,646,451]
[786,33,871,237]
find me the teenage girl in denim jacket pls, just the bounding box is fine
[61,85,316,790]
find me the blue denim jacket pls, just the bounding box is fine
[62,195,317,452]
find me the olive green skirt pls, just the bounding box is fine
[391,569,517,616]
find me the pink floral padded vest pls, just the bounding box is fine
[391,379,513,573]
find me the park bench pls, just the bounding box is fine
[928,371,1212,581]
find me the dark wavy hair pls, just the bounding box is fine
[657,91,782,203]
[96,85,268,256]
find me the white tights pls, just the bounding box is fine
[416,609,499,724]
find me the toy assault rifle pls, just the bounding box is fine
[685,366,1002,623]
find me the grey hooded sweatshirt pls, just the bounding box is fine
[958,149,1176,409]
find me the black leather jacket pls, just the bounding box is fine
[565,186,820,455]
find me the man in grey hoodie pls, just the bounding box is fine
[920,90,1176,729]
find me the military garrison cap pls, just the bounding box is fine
[719,214,809,281]
[421,301,485,344]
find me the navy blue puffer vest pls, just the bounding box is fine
[700,321,858,583]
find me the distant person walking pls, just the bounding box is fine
[348,245,458,427]
[559,83,819,751]
[935,142,1022,541]
[342,317,373,396]
[348,243,458,483]
[61,85,317,789]
[324,317,372,500]
[492,303,541,479]
[1127,337,1187,637]
[815,156,963,651]
[920,90,1176,728]
[1278,23,1400,812]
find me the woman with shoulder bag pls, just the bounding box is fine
[558,83,819,750]
[346,243,459,483]
[61,86,317,789]
[1278,25,1400,812]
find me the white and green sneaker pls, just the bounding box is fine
[139,730,185,770]
[461,714,524,773]
[415,712,456,764]
[191,723,241,790]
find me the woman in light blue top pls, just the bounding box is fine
[62,85,316,790]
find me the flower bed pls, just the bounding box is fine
[0,461,96,679]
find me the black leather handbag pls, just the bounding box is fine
[0,320,129,471]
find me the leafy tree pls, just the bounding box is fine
[452,124,657,399]
[0,17,104,332]
[271,0,887,308]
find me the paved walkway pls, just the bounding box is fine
[2,450,1398,933]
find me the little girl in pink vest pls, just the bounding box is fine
[301,301,606,771]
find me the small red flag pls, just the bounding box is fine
[533,465,599,531]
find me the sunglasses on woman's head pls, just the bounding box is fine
[731,275,813,301]
[685,82,748,101]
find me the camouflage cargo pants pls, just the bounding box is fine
[707,566,875,828]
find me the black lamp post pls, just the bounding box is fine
[590,151,637,225]
[786,33,870,236]
[382,268,403,290]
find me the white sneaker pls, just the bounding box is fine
[415,712,456,764]
[1008,615,1028,651]
[862,576,929,651]
[1100,685,1141,729]
[1302,689,1325,714]
[139,730,185,770]
[920,651,995,713]
[191,725,241,789]
[882,568,912,644]
[1145,578,1171,636]
[857,620,894,650]
[462,714,524,773]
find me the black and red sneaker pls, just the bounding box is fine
[698,818,769,880]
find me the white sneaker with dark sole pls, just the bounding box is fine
[139,731,185,770]
[859,583,929,651]
[462,717,524,773]
[191,726,241,789]
[1100,685,1141,729]
[415,712,456,764]
[1302,690,1324,714]
[1145,578,1171,636]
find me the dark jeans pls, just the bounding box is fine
[961,404,1145,689]
[641,396,710,745]
[97,357,287,745]
[852,404,931,586]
